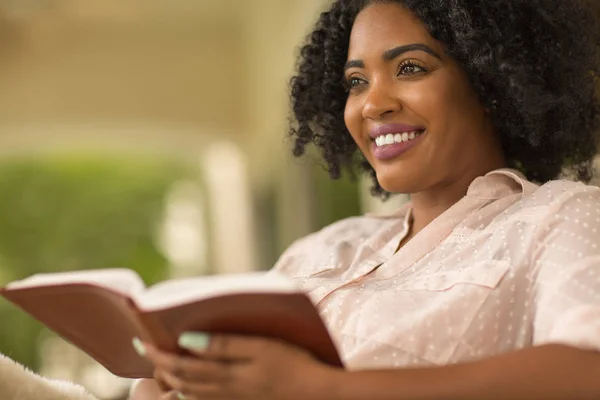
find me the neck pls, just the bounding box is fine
[409,157,506,236]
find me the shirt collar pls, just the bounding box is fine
[367,168,537,219]
[466,168,537,199]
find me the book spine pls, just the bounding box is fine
[128,299,176,352]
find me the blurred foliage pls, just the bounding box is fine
[312,164,361,228]
[0,153,191,370]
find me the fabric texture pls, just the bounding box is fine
[272,169,600,370]
[0,353,97,400]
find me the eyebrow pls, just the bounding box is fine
[344,43,442,71]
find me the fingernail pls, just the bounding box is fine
[132,337,146,356]
[178,332,210,350]
[177,392,186,400]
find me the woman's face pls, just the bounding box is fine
[344,2,503,195]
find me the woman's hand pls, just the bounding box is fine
[136,333,338,400]
[128,377,179,400]
[159,391,190,400]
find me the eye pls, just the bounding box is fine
[345,76,367,89]
[397,61,427,76]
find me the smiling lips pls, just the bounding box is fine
[369,123,426,160]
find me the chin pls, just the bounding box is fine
[372,155,430,195]
[376,173,422,195]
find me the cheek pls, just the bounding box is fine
[344,98,364,145]
[424,71,483,126]
[401,78,454,121]
[399,74,473,156]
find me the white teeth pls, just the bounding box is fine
[374,130,423,147]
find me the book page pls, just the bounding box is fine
[136,271,300,311]
[4,268,146,296]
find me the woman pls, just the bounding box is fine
[132,0,600,399]
[2,0,600,399]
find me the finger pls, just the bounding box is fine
[159,391,181,400]
[154,368,174,391]
[161,391,202,400]
[178,332,269,361]
[153,369,172,392]
[159,371,224,400]
[145,343,231,383]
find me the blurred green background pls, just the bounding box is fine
[0,154,181,369]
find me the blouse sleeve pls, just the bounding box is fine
[532,184,600,352]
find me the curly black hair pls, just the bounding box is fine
[289,0,600,197]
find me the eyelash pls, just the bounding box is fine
[344,60,428,90]
[397,60,427,76]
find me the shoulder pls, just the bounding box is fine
[283,213,398,251]
[535,179,599,199]
[503,179,600,237]
[525,179,600,214]
[313,214,398,241]
[523,180,600,260]
[271,213,401,275]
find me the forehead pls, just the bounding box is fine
[348,3,440,58]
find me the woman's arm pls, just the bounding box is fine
[331,344,600,400]
[141,334,600,400]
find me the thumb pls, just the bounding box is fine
[177,332,211,357]
[161,391,184,400]
[178,332,263,361]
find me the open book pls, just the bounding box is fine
[0,269,343,378]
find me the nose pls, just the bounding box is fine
[361,79,402,120]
